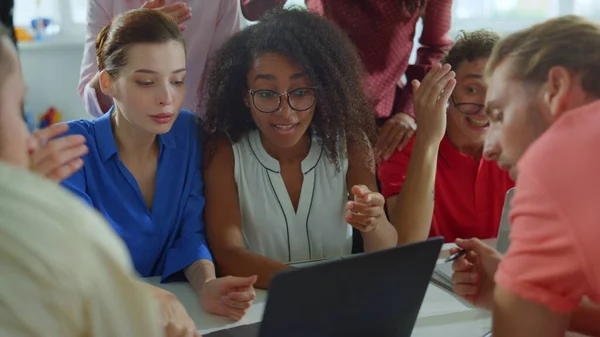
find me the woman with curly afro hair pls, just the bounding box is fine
[202,8,397,289]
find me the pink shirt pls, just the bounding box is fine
[79,0,240,116]
[495,99,600,313]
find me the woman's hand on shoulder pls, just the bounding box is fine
[345,185,387,232]
[29,123,88,182]
[200,275,258,321]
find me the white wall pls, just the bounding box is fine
[19,41,87,122]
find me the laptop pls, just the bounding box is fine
[206,237,444,337]
[432,187,516,290]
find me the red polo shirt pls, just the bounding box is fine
[378,135,514,242]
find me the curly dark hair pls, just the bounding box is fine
[202,8,377,171]
[443,29,500,71]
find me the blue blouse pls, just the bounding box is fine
[61,109,211,282]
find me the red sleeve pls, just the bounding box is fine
[377,138,415,199]
[395,0,453,118]
[240,0,288,21]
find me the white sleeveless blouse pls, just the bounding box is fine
[231,129,353,263]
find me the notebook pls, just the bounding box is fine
[432,188,516,292]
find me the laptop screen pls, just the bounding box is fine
[496,188,515,254]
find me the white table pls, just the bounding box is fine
[146,242,493,336]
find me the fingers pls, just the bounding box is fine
[33,123,69,144]
[220,294,253,309]
[437,77,457,108]
[345,210,380,232]
[453,283,479,297]
[161,2,192,24]
[449,247,461,255]
[396,128,414,152]
[424,66,455,105]
[141,0,165,9]
[222,275,258,291]
[351,186,384,206]
[350,184,369,198]
[31,135,88,181]
[346,200,382,217]
[414,63,444,100]
[225,307,247,321]
[451,254,472,272]
[451,270,478,285]
[164,323,200,337]
[46,158,84,182]
[374,123,393,160]
[411,79,421,94]
[225,289,256,302]
[380,126,406,161]
[455,237,496,256]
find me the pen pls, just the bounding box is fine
[444,249,468,263]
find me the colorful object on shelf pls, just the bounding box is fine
[14,27,34,42]
[38,107,62,129]
[31,18,52,41]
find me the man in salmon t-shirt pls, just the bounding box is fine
[450,15,600,337]
[378,30,514,244]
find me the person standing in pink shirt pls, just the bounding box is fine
[79,0,240,117]
[449,15,600,337]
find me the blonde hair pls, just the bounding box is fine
[485,15,600,97]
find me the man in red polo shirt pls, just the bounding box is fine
[379,30,514,244]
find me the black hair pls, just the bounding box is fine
[202,8,376,171]
[443,29,500,71]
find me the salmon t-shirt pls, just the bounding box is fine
[495,99,600,313]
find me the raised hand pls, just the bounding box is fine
[412,63,456,147]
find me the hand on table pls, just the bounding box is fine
[201,275,257,321]
[142,0,192,31]
[375,112,417,163]
[450,238,502,310]
[146,284,200,337]
[29,123,88,182]
[346,185,387,232]
[411,63,456,147]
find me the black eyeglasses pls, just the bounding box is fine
[451,96,484,115]
[248,87,317,113]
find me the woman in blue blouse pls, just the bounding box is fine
[61,9,256,326]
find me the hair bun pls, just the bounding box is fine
[95,23,111,70]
